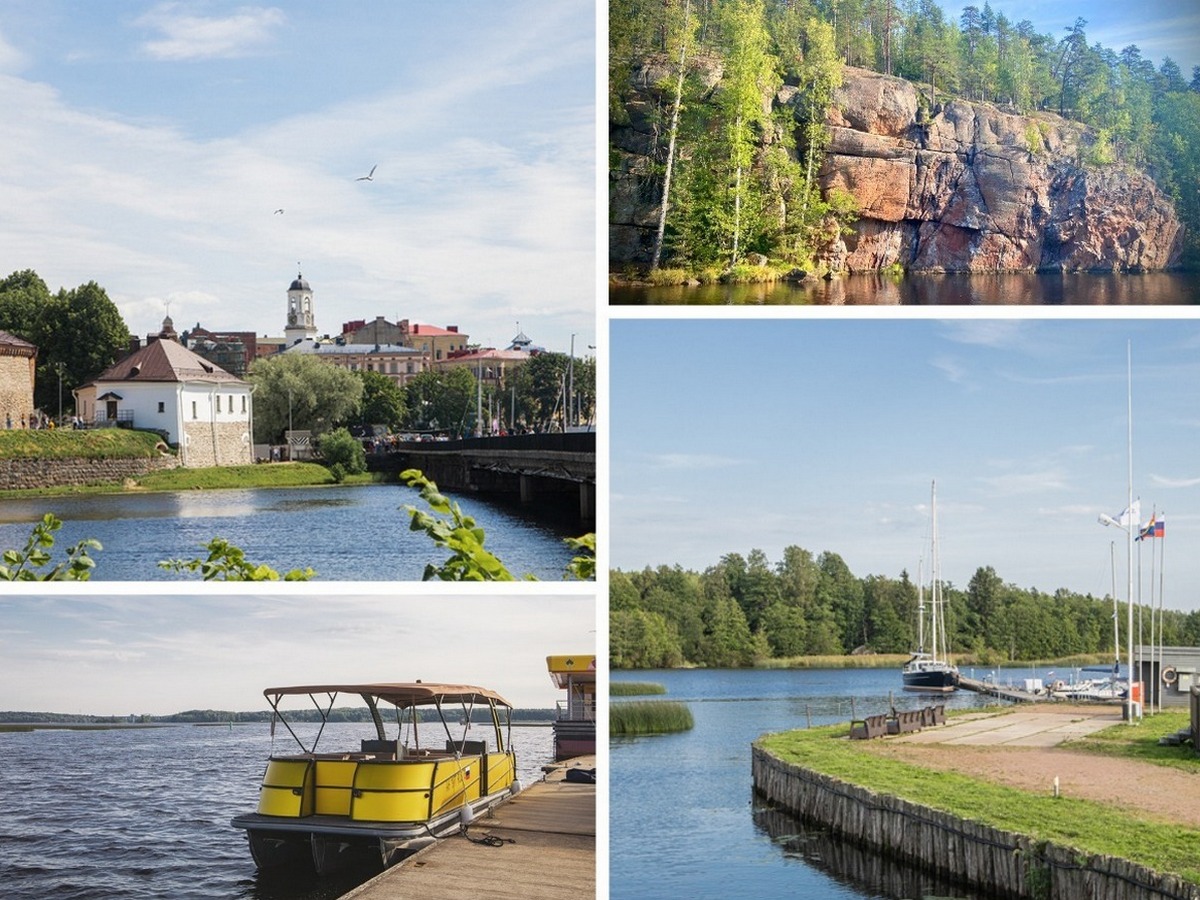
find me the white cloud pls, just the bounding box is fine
[651,453,744,470]
[1149,474,1200,489]
[0,27,26,73]
[135,3,286,61]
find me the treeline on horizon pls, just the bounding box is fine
[610,0,1200,269]
[611,547,1200,669]
[0,708,556,725]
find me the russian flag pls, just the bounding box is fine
[1154,516,1165,538]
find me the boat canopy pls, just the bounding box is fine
[262,683,513,709]
[546,656,595,689]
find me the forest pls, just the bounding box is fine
[610,548,1200,668]
[610,0,1200,271]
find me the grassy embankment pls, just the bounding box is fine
[0,429,382,498]
[757,710,1200,884]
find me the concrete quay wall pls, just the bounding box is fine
[751,744,1199,900]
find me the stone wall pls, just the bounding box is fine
[0,351,35,428]
[0,455,179,491]
[181,421,252,468]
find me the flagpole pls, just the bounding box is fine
[1126,341,1136,724]
[1158,514,1166,713]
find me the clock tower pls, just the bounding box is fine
[284,270,317,345]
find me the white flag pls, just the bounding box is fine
[1116,500,1141,528]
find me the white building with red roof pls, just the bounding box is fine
[73,318,253,467]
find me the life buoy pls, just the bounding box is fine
[1162,666,1178,686]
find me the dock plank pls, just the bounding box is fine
[341,758,595,900]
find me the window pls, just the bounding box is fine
[216,396,222,413]
[191,401,197,419]
[228,394,233,411]
[157,402,165,413]
[241,396,246,413]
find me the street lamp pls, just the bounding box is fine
[287,387,293,462]
[54,361,66,426]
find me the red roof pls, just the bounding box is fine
[94,339,245,384]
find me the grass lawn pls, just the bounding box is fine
[0,428,163,459]
[757,717,1200,884]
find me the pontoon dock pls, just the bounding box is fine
[339,755,596,900]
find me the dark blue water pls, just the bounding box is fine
[610,271,1200,306]
[610,667,1059,900]
[0,485,580,581]
[0,721,552,900]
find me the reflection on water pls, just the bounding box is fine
[0,485,579,581]
[611,272,1200,306]
[753,804,1010,900]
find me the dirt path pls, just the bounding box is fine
[861,707,1200,828]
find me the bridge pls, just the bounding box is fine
[373,432,596,525]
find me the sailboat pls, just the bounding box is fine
[902,481,959,692]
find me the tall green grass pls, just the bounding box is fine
[610,682,666,696]
[610,700,693,736]
[0,429,163,459]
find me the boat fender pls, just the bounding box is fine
[1162,666,1178,685]
[459,804,475,828]
[1052,680,1065,692]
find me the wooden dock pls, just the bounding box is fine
[339,756,595,900]
[957,674,1044,702]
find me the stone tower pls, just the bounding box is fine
[284,270,316,345]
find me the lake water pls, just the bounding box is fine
[0,485,580,581]
[610,666,1064,900]
[610,272,1200,306]
[0,721,554,900]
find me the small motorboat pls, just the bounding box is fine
[231,682,519,875]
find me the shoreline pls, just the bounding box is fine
[753,708,1200,898]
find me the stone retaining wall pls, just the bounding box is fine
[0,455,180,491]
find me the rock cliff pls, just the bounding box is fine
[820,68,1182,272]
[609,63,1184,272]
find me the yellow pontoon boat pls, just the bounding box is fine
[230,682,519,874]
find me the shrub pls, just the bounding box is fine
[317,428,366,475]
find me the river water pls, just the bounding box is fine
[0,485,579,581]
[610,271,1200,305]
[610,666,1067,900]
[0,721,553,900]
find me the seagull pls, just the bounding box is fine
[356,164,377,182]
[273,208,285,214]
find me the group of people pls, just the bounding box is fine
[3,411,81,430]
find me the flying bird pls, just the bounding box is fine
[356,164,377,182]
[273,209,285,214]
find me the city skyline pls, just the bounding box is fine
[0,1,595,356]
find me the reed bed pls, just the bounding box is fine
[610,681,667,696]
[609,700,693,736]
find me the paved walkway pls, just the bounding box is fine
[341,756,595,900]
[894,707,1123,747]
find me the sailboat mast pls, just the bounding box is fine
[916,556,925,654]
[931,480,940,664]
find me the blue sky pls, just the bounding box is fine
[0,592,595,716]
[0,1,596,354]
[610,316,1200,611]
[978,1,1200,75]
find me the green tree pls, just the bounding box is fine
[402,367,477,435]
[0,273,131,418]
[355,370,406,430]
[248,353,364,443]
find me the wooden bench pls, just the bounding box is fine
[849,713,889,740]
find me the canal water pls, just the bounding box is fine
[610,271,1200,306]
[0,721,553,900]
[610,666,1063,900]
[0,485,580,581]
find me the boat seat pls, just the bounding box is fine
[446,739,488,755]
[361,739,400,759]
